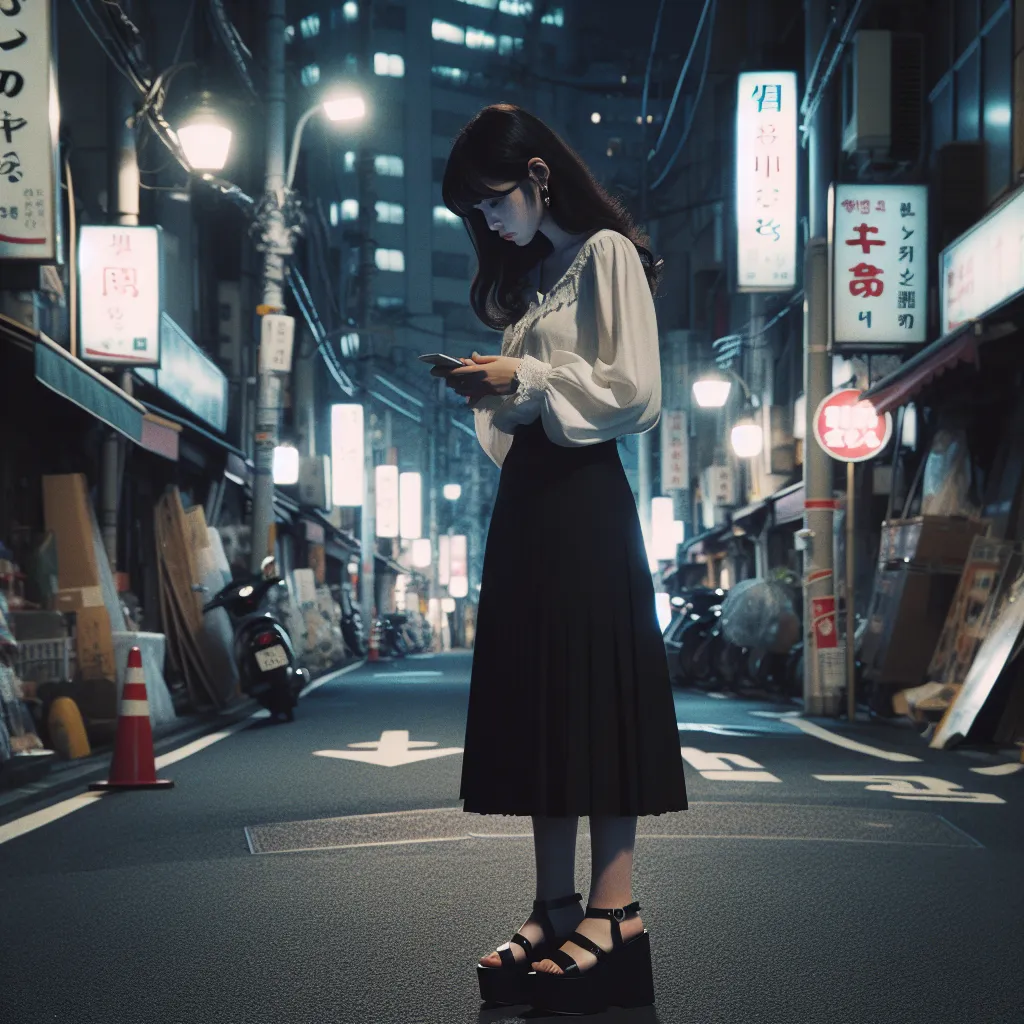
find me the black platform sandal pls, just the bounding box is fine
[476,892,584,1006]
[525,900,654,1015]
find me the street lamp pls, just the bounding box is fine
[286,88,367,190]
[178,91,234,172]
[692,366,764,458]
[443,483,461,501]
[730,417,764,459]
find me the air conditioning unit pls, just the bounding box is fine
[841,30,924,161]
[298,455,331,510]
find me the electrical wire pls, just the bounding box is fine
[649,0,717,191]
[640,0,666,125]
[648,0,714,162]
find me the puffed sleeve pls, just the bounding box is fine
[472,393,517,468]
[493,232,661,446]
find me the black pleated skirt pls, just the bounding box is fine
[460,416,689,818]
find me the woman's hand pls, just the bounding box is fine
[449,353,522,395]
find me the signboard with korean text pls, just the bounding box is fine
[812,388,893,463]
[660,410,689,491]
[136,314,227,431]
[735,70,798,292]
[832,185,928,346]
[940,183,1024,336]
[0,0,61,262]
[79,225,162,366]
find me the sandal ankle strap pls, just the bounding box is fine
[584,900,641,950]
[533,892,583,912]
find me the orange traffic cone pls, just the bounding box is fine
[368,619,380,662]
[90,647,174,791]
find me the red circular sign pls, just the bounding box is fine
[812,388,893,463]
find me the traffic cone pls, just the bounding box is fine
[368,619,380,662]
[89,647,174,791]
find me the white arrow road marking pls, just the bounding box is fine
[681,747,781,783]
[314,730,463,767]
[970,762,1023,776]
[813,774,1005,804]
[775,716,923,763]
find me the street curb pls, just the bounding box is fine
[0,658,367,821]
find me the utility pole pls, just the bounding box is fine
[355,0,378,630]
[250,0,289,572]
[802,0,840,716]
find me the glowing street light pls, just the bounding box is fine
[287,89,367,189]
[730,417,764,458]
[178,92,233,172]
[272,444,300,485]
[691,377,733,408]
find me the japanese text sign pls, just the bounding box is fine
[0,0,61,261]
[941,183,1024,336]
[736,70,797,292]
[79,225,162,366]
[812,388,893,463]
[375,464,400,539]
[330,404,364,507]
[832,184,928,346]
[259,313,295,373]
[660,409,689,491]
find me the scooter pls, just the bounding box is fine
[201,557,309,722]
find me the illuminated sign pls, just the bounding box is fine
[813,389,893,463]
[736,70,797,292]
[330,404,364,507]
[832,184,928,346]
[375,465,399,538]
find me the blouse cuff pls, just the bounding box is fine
[512,354,552,407]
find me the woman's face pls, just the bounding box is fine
[473,177,542,246]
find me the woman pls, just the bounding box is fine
[437,104,688,1016]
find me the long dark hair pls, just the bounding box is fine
[442,104,663,331]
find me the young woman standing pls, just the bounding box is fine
[436,104,688,1016]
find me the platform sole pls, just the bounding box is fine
[525,930,655,1015]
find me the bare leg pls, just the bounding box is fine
[532,815,645,974]
[479,815,583,967]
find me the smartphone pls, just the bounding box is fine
[418,352,465,370]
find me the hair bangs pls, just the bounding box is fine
[442,145,520,218]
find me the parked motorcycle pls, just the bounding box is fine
[201,558,309,722]
[337,583,366,658]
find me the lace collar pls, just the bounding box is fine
[503,228,615,356]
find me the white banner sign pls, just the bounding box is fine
[79,226,162,365]
[259,313,295,372]
[660,410,689,491]
[832,184,927,346]
[449,535,467,579]
[736,70,798,292]
[375,464,399,538]
[0,0,61,261]
[439,535,450,586]
[330,404,364,507]
[941,183,1024,336]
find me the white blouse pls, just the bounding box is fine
[472,228,662,468]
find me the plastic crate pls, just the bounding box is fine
[13,637,75,684]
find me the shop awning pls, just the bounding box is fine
[770,481,805,526]
[730,498,770,536]
[138,400,248,462]
[1,315,179,459]
[681,523,730,557]
[374,552,411,575]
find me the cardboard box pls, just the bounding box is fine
[52,586,104,613]
[75,605,116,681]
[42,474,103,592]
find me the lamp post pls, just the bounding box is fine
[248,19,367,573]
[692,367,764,460]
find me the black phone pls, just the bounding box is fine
[418,352,465,370]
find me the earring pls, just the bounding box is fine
[540,183,550,208]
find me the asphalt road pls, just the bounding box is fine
[0,651,1020,1024]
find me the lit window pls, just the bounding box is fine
[498,35,523,55]
[343,0,358,21]
[540,6,564,26]
[301,63,321,87]
[432,65,469,83]
[376,296,405,310]
[343,150,355,172]
[284,24,295,43]
[376,200,405,224]
[466,27,496,50]
[339,332,359,357]
[432,19,465,45]
[499,0,532,15]
[374,52,405,77]
[591,111,601,124]
[433,205,461,226]
[329,202,340,226]
[456,0,497,8]
[376,248,405,272]
[374,154,404,177]
[300,14,320,38]
[341,199,359,221]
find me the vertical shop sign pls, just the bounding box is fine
[375,464,399,538]
[449,535,467,578]
[79,225,162,365]
[0,0,61,261]
[736,70,797,292]
[330,404,364,507]
[832,184,928,346]
[660,410,688,491]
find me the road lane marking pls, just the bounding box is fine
[969,762,1023,776]
[681,748,781,783]
[299,658,367,696]
[778,716,922,762]
[314,729,463,766]
[814,774,1005,804]
[678,722,769,737]
[0,793,105,846]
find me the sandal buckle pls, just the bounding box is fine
[612,908,626,922]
